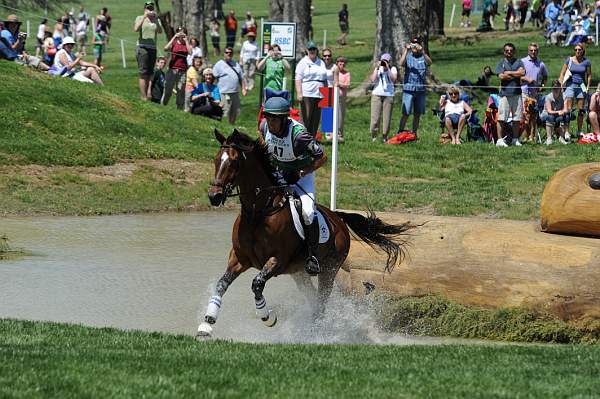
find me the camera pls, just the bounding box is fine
[380,60,388,67]
[410,43,417,49]
[18,32,27,40]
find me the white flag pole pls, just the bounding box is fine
[330,86,339,211]
[120,39,126,68]
[449,3,456,28]
[596,16,599,47]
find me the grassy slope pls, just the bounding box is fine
[1,0,600,217]
[2,319,600,399]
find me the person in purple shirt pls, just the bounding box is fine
[558,43,592,137]
[520,42,548,142]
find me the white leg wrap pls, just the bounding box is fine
[255,296,269,320]
[206,295,222,321]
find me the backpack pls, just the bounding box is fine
[386,131,417,144]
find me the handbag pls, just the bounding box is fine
[561,58,572,85]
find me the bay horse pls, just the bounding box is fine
[197,129,412,338]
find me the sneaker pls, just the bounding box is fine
[565,132,572,142]
[337,134,345,143]
[496,138,508,147]
[545,137,553,145]
[324,133,333,142]
[371,137,377,143]
[511,138,522,146]
[559,136,568,145]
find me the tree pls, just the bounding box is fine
[373,0,428,66]
[1,0,69,13]
[171,0,206,56]
[269,0,311,59]
[428,0,445,38]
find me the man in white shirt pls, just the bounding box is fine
[239,31,258,91]
[294,41,327,138]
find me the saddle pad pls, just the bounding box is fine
[290,204,330,244]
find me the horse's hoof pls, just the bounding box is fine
[196,322,213,339]
[262,310,278,327]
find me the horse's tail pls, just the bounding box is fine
[335,210,413,274]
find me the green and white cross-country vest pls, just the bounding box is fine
[263,119,313,173]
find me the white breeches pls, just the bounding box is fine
[292,172,316,225]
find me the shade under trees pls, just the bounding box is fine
[428,0,445,38]
[269,0,311,59]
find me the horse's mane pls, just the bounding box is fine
[227,130,277,185]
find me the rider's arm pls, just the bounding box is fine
[293,129,327,175]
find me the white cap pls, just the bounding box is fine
[62,36,76,45]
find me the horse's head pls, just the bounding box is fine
[208,129,254,206]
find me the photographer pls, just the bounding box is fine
[369,53,398,143]
[257,44,290,91]
[398,37,432,136]
[134,1,163,100]
[162,27,191,109]
[1,14,48,70]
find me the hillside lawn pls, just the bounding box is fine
[2,318,600,399]
[1,0,599,217]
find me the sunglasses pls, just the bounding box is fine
[575,48,584,52]
[323,54,332,58]
[449,92,459,96]
[224,51,233,54]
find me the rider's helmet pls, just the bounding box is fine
[263,96,290,117]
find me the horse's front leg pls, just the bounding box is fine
[252,256,281,327]
[197,249,247,339]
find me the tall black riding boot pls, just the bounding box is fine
[304,221,321,275]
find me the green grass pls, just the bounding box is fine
[2,318,600,398]
[2,1,599,217]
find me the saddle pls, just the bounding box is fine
[287,193,330,244]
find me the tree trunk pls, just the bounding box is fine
[269,0,310,59]
[171,0,206,59]
[428,0,445,38]
[336,212,600,323]
[373,0,428,66]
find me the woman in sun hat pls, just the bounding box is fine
[51,36,103,85]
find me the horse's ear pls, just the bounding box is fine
[232,128,240,136]
[214,129,226,144]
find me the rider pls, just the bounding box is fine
[259,96,327,275]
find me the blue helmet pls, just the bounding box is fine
[263,96,290,115]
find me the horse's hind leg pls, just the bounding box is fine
[197,249,247,339]
[315,265,338,318]
[252,256,280,327]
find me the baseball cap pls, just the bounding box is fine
[380,53,392,62]
[306,41,318,50]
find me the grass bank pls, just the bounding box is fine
[377,295,600,344]
[2,318,600,398]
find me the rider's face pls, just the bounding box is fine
[266,115,286,136]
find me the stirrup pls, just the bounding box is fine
[305,255,320,275]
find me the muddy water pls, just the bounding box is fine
[1,213,469,345]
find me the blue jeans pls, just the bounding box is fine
[541,113,569,126]
[402,90,426,115]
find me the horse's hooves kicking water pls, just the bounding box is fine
[198,129,413,338]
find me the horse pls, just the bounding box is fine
[196,129,413,338]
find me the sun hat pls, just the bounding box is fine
[202,68,213,76]
[306,41,318,50]
[263,96,290,115]
[4,14,20,24]
[380,53,392,62]
[62,36,76,45]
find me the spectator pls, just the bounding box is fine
[337,4,349,45]
[520,42,548,142]
[215,0,225,20]
[240,31,258,91]
[398,37,432,135]
[134,1,162,100]
[42,30,56,65]
[78,6,89,28]
[475,65,497,93]
[540,80,570,144]
[549,15,570,45]
[187,37,203,67]
[369,53,398,142]
[52,20,64,48]
[588,83,600,134]
[191,68,223,120]
[148,57,166,103]
[162,27,191,109]
[242,11,256,38]
[322,48,337,87]
[1,14,49,70]
[96,9,109,37]
[103,8,112,45]
[35,18,47,58]
[185,56,203,112]
[295,41,327,137]
[518,0,528,29]
[476,0,494,32]
[461,0,472,27]
[559,43,592,137]
[51,36,103,85]
[439,86,473,144]
[210,18,221,57]
[225,10,237,49]
[75,17,87,55]
[257,44,290,91]
[335,56,351,142]
[545,0,561,25]
[504,0,516,31]
[92,30,106,67]
[495,42,525,147]
[564,15,587,47]
[61,11,72,36]
[530,0,543,27]
[213,46,247,124]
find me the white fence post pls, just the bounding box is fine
[323,30,327,48]
[449,3,456,27]
[330,86,339,211]
[120,39,126,68]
